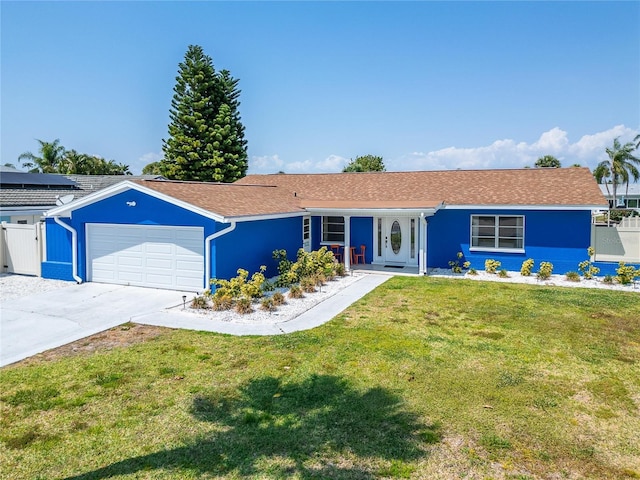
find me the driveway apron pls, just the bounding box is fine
[0,283,191,367]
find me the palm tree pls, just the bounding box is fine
[18,139,66,173]
[594,137,640,207]
[59,149,90,174]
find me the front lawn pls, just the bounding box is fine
[1,277,639,479]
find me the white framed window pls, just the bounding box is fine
[322,216,345,243]
[471,215,524,251]
[302,216,311,252]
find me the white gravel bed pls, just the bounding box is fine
[429,268,640,292]
[0,273,76,302]
[183,273,364,324]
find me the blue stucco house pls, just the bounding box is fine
[42,167,608,291]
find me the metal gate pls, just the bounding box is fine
[1,222,43,276]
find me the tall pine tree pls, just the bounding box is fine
[160,45,247,182]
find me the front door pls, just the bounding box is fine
[375,217,417,265]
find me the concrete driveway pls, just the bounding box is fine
[1,283,192,367]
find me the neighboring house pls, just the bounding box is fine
[0,168,164,224]
[41,167,608,291]
[599,183,640,209]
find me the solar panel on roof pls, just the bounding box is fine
[0,172,78,187]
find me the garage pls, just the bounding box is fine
[87,224,204,291]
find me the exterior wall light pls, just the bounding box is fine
[126,201,136,207]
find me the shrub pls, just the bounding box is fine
[288,285,304,299]
[273,247,339,287]
[497,269,509,278]
[485,259,501,274]
[235,297,253,314]
[190,295,209,309]
[578,247,600,279]
[565,271,581,282]
[334,262,346,277]
[271,292,286,306]
[260,298,276,312]
[300,276,317,293]
[616,262,640,285]
[468,268,478,275]
[603,274,615,284]
[537,261,554,280]
[520,258,534,276]
[210,266,267,302]
[314,273,327,286]
[448,252,471,273]
[212,294,233,311]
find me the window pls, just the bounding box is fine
[628,199,638,208]
[322,216,345,243]
[410,219,416,259]
[303,217,310,241]
[471,215,524,250]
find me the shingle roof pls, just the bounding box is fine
[237,168,607,208]
[130,180,305,218]
[0,174,163,207]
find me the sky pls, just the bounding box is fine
[1,1,639,176]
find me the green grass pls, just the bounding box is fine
[1,277,639,479]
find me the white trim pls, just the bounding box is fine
[344,216,351,271]
[305,207,439,217]
[45,181,226,222]
[470,247,526,254]
[419,213,427,275]
[44,180,305,224]
[445,204,604,211]
[53,216,82,283]
[226,211,307,223]
[205,222,236,288]
[470,214,525,251]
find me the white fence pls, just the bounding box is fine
[592,221,640,264]
[0,222,43,276]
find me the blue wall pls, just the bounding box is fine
[350,217,374,264]
[42,188,305,285]
[214,216,303,281]
[428,209,594,274]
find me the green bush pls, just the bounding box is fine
[578,247,600,279]
[273,247,339,287]
[260,298,276,312]
[616,262,640,285]
[565,271,581,282]
[271,292,286,306]
[497,269,509,278]
[288,285,304,299]
[537,262,554,280]
[485,259,501,274]
[448,252,471,273]
[520,258,534,276]
[235,297,253,314]
[190,295,209,309]
[210,266,267,302]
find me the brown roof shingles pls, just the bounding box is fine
[132,168,607,219]
[130,180,304,218]
[237,168,608,208]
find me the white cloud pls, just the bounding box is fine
[130,151,162,175]
[248,154,285,174]
[387,125,639,172]
[250,154,348,174]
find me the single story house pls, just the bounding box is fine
[0,168,164,224]
[599,183,640,210]
[41,167,610,291]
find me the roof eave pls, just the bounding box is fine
[44,180,227,223]
[443,204,608,211]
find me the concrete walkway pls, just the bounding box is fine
[134,273,389,335]
[1,283,191,367]
[1,274,389,366]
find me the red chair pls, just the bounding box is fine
[352,245,366,264]
[330,244,343,263]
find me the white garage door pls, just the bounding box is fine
[87,224,204,291]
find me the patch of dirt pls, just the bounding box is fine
[15,323,170,366]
